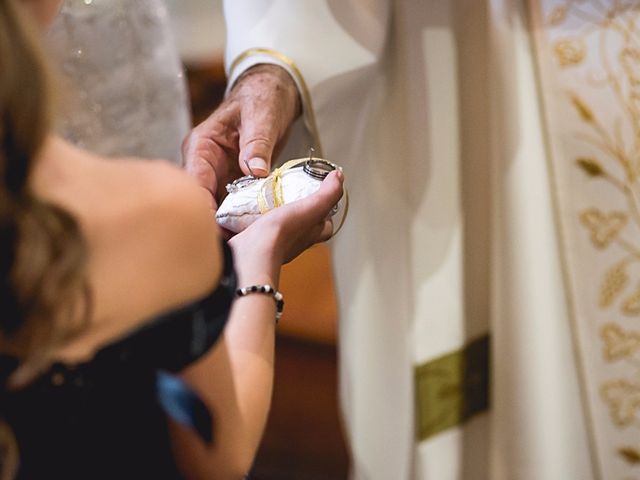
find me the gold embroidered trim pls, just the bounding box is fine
[414,335,490,442]
[228,48,324,158]
[525,1,637,477]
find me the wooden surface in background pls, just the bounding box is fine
[278,245,338,344]
[185,59,349,479]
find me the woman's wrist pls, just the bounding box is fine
[236,270,279,291]
[235,284,284,322]
[230,259,283,322]
[227,239,281,288]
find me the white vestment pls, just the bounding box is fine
[224,1,608,479]
[46,0,190,162]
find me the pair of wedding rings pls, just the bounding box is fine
[226,157,339,194]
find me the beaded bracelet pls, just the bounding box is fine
[235,285,284,322]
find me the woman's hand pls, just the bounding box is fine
[228,170,344,286]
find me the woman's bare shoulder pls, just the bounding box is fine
[37,139,222,323]
[92,157,223,314]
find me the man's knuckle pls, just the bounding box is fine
[245,136,273,148]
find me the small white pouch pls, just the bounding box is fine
[216,157,345,234]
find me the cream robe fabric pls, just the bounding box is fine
[490,2,594,479]
[223,1,599,479]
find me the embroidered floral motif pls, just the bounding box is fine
[547,5,568,26]
[554,38,586,67]
[601,380,640,427]
[580,209,628,249]
[570,94,595,123]
[618,446,640,465]
[537,1,640,475]
[576,157,604,177]
[600,323,640,362]
[599,262,630,307]
[622,286,640,315]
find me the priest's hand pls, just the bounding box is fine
[182,64,301,208]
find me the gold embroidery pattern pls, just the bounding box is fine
[554,37,586,66]
[579,209,628,250]
[601,323,640,362]
[601,379,640,427]
[622,286,640,315]
[541,1,640,473]
[599,261,630,308]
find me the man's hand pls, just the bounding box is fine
[182,64,301,207]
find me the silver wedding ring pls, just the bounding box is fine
[226,175,258,194]
[303,158,339,180]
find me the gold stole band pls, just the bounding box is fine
[415,335,490,442]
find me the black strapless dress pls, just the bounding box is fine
[0,242,236,479]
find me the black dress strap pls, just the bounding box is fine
[93,240,237,372]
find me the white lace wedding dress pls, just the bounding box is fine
[47,0,190,163]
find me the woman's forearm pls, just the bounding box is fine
[173,265,280,479]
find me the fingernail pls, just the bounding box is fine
[336,169,344,181]
[248,157,268,174]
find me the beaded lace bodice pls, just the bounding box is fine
[47,0,191,163]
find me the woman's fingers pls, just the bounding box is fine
[234,168,345,266]
[318,219,335,243]
[292,170,344,224]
